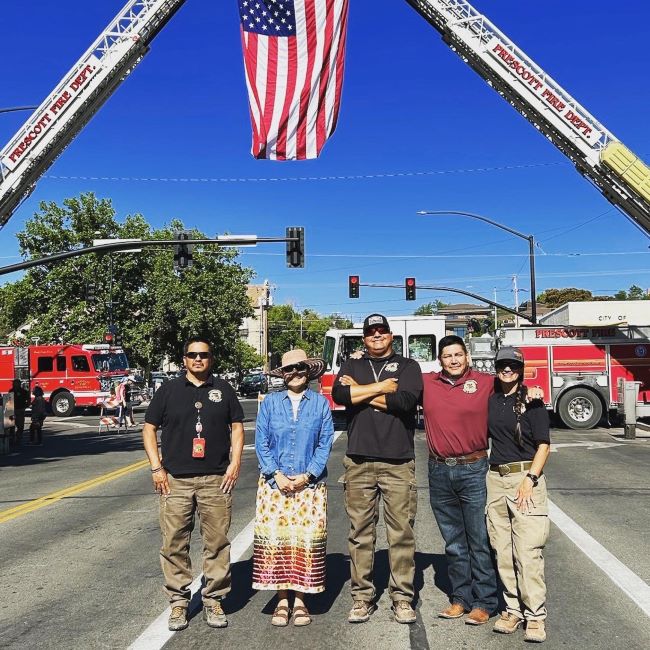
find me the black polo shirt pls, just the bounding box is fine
[488,392,550,465]
[145,374,244,476]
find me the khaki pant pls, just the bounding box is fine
[486,470,550,621]
[159,473,232,608]
[343,456,417,603]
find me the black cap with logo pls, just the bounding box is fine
[363,313,391,335]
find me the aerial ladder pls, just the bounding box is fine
[0,0,187,227]
[405,0,650,237]
[1,0,649,237]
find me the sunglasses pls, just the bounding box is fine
[282,362,308,374]
[495,362,523,372]
[185,351,211,360]
[364,327,390,337]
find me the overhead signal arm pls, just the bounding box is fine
[405,0,650,236]
[0,0,188,227]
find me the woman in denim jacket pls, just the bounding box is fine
[253,349,334,627]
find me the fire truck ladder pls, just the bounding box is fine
[0,0,187,227]
[406,0,650,237]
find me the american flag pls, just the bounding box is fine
[238,0,349,160]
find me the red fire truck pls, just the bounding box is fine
[469,324,650,430]
[0,343,130,416]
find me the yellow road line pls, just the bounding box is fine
[0,459,150,524]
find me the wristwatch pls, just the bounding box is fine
[526,472,539,487]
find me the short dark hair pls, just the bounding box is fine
[438,335,467,357]
[183,336,214,357]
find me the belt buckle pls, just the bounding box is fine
[499,464,511,476]
[445,457,458,467]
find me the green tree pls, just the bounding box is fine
[267,305,351,365]
[233,339,264,379]
[0,193,254,373]
[537,288,593,307]
[414,300,447,316]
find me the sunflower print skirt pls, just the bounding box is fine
[252,477,327,592]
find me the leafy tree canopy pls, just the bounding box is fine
[414,300,447,316]
[0,193,255,373]
[267,305,352,366]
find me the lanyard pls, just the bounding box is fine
[194,398,203,437]
[368,359,389,383]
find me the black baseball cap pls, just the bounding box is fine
[363,313,391,334]
[495,346,524,365]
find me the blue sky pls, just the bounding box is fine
[1,0,649,322]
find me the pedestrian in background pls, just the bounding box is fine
[486,347,551,643]
[10,378,30,445]
[253,349,333,627]
[332,313,423,625]
[142,337,244,632]
[29,385,47,445]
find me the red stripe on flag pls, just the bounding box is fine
[296,0,318,160]
[315,0,335,155]
[241,30,264,157]
[260,35,279,160]
[330,0,349,136]
[275,36,298,161]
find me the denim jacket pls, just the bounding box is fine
[255,388,334,487]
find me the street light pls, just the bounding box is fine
[417,210,538,324]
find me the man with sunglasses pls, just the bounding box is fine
[143,336,244,632]
[332,314,423,625]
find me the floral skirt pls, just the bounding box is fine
[252,476,327,593]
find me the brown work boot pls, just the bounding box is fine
[203,601,228,628]
[493,612,523,634]
[524,619,546,643]
[392,600,417,624]
[438,603,467,619]
[168,606,188,631]
[348,600,376,623]
[466,608,491,625]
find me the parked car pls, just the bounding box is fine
[238,373,268,397]
[268,375,285,392]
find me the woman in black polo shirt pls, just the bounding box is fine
[486,346,551,643]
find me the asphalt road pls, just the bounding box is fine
[1,400,649,649]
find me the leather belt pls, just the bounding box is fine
[430,449,487,466]
[489,461,533,476]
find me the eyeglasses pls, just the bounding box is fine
[364,327,390,337]
[495,362,523,372]
[282,362,308,374]
[185,351,211,360]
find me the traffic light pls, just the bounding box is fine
[405,277,416,301]
[173,230,194,271]
[86,281,96,302]
[103,332,114,344]
[348,275,360,298]
[286,226,305,268]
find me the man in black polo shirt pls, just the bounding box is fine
[332,314,423,625]
[143,336,244,632]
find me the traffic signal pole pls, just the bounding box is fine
[0,231,304,277]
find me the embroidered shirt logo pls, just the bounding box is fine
[208,389,222,402]
[384,362,399,373]
[463,380,478,394]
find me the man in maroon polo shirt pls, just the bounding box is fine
[422,335,498,626]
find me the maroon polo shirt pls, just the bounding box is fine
[422,369,494,457]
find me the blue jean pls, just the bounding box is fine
[428,456,497,612]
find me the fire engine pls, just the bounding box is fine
[0,343,130,416]
[319,315,446,411]
[468,301,650,430]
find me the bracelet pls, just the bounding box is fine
[151,466,164,473]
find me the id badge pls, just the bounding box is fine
[192,437,205,458]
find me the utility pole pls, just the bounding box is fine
[512,275,520,327]
[493,287,498,329]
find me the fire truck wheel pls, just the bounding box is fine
[51,391,76,417]
[558,388,603,430]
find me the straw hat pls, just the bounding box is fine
[268,349,326,380]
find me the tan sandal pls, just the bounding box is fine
[292,605,312,627]
[271,605,291,627]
